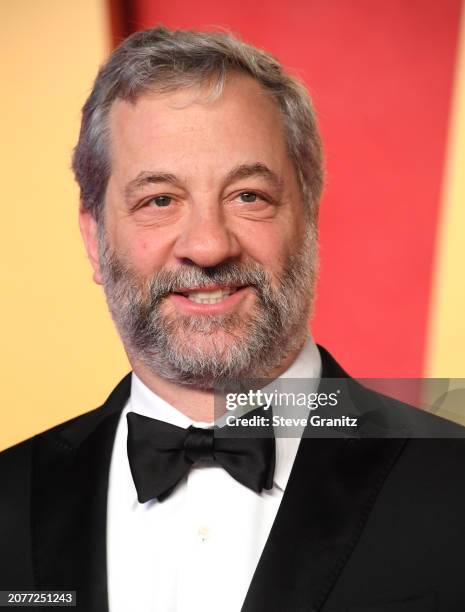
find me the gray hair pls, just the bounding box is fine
[72,26,324,222]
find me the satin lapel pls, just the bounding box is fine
[31,375,131,612]
[242,347,407,612]
[242,436,406,612]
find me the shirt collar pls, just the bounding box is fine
[129,334,322,492]
[269,335,321,490]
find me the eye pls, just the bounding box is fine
[149,195,172,207]
[238,192,258,203]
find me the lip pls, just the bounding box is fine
[173,284,244,295]
[168,285,252,314]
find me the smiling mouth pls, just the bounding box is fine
[172,286,244,304]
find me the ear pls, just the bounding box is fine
[79,205,103,285]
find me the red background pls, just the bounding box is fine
[112,0,462,376]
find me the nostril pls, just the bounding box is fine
[179,257,201,267]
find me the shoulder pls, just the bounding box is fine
[0,437,34,510]
[0,373,131,477]
[0,408,97,497]
[317,343,465,470]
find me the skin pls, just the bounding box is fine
[79,73,311,422]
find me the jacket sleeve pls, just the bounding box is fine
[0,438,35,588]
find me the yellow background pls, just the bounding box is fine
[426,5,465,379]
[0,0,129,450]
[1,1,464,451]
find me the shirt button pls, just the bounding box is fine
[197,526,210,542]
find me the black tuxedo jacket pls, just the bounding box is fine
[1,346,465,611]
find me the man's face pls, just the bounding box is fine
[81,73,318,388]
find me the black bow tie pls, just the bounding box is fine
[127,409,275,503]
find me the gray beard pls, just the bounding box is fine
[98,225,318,389]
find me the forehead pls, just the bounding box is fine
[107,73,295,184]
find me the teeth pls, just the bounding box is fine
[184,287,238,304]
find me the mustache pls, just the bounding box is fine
[148,262,269,303]
[102,254,272,303]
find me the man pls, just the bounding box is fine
[1,26,465,612]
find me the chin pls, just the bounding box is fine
[174,326,244,356]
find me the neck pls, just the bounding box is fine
[129,335,308,422]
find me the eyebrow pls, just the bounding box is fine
[124,171,180,201]
[223,163,283,192]
[123,162,283,201]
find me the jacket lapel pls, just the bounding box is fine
[242,347,407,612]
[32,375,131,612]
[31,347,407,612]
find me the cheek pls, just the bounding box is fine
[239,220,295,270]
[111,225,173,275]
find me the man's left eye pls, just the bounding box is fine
[238,192,258,203]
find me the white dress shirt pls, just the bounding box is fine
[107,336,322,612]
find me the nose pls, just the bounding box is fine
[173,204,241,268]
